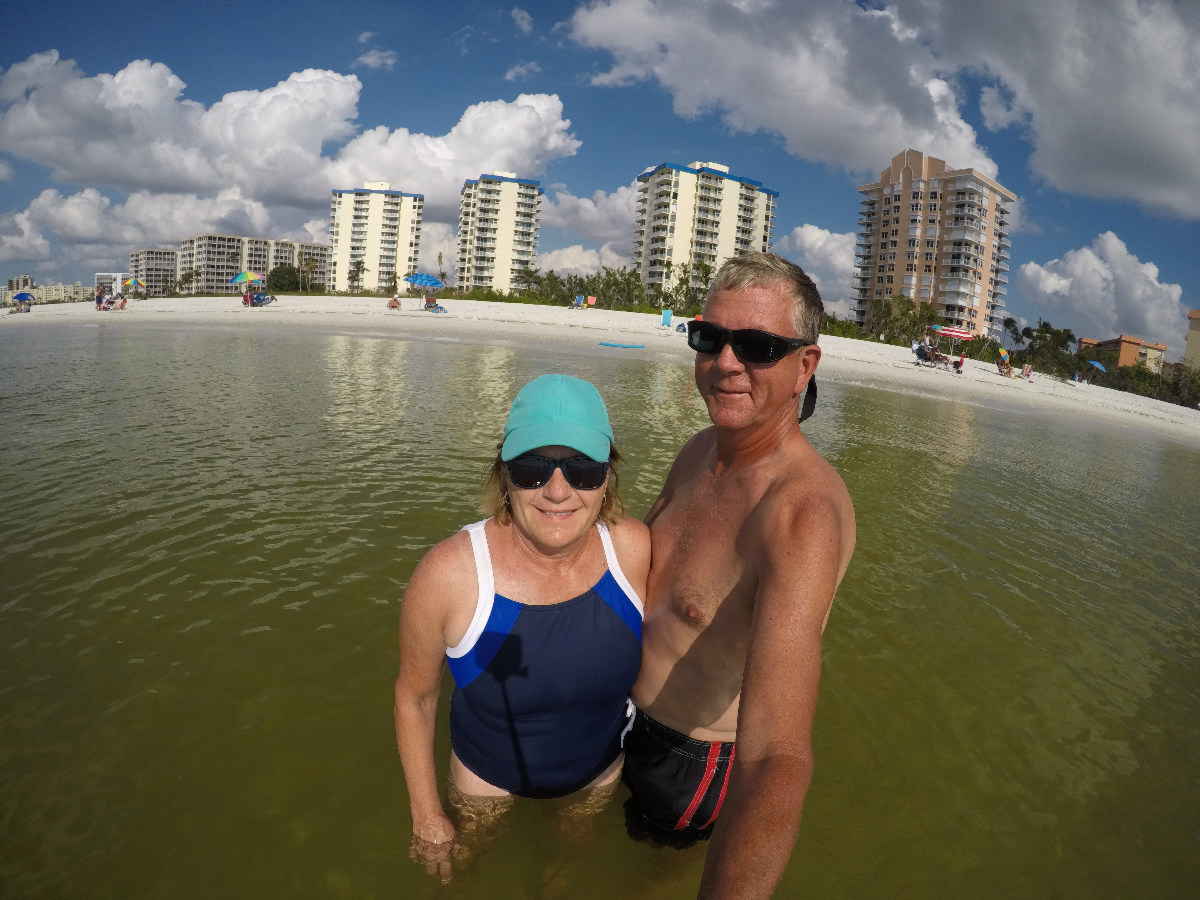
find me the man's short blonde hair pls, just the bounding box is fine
[705,252,824,344]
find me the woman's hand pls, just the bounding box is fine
[409,811,458,882]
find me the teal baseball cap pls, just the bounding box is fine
[501,374,614,462]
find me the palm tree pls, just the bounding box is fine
[347,259,368,294]
[512,265,542,296]
[304,255,320,292]
[1003,317,1025,347]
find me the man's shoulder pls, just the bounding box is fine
[754,435,853,531]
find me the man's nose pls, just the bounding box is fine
[714,342,745,372]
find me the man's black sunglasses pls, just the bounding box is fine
[686,320,809,364]
[506,454,610,491]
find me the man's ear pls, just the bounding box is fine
[794,344,821,394]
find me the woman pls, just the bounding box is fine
[395,374,649,878]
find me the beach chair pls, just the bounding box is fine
[914,344,949,369]
[1022,364,1033,380]
[571,295,584,310]
[423,297,439,311]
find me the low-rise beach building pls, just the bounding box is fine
[269,241,332,291]
[456,171,542,294]
[329,182,424,293]
[632,161,777,297]
[175,234,331,295]
[1078,334,1168,374]
[94,272,130,295]
[2,282,92,305]
[852,149,1016,340]
[128,248,180,296]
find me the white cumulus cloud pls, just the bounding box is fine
[505,61,542,82]
[568,0,996,177]
[0,52,581,279]
[354,49,398,71]
[511,8,534,35]
[774,224,857,318]
[542,183,638,246]
[537,242,630,277]
[1016,232,1188,358]
[568,0,1200,215]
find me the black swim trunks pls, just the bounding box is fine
[621,706,736,845]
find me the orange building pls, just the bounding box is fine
[852,149,1016,339]
[1077,334,1167,374]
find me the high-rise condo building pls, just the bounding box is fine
[329,182,424,293]
[456,171,542,294]
[853,149,1015,337]
[633,161,777,295]
[1186,310,1200,368]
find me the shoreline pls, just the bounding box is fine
[8,295,1200,446]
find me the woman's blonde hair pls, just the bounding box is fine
[482,445,624,525]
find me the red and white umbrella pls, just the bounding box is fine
[930,325,975,369]
[931,325,975,341]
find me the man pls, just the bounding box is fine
[624,252,856,899]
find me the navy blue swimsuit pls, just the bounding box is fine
[447,519,643,798]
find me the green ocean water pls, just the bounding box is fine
[2,318,1197,899]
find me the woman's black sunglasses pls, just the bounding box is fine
[506,454,610,491]
[686,320,809,364]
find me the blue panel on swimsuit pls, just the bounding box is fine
[447,594,522,688]
[594,570,642,642]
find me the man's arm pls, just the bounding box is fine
[697,489,850,899]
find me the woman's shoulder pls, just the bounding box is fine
[604,515,651,570]
[407,527,478,601]
[606,514,649,542]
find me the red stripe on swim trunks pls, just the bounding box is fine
[699,744,735,829]
[676,742,722,830]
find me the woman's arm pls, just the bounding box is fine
[609,515,652,602]
[395,537,470,850]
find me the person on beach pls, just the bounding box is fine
[624,252,856,899]
[95,285,104,311]
[395,374,650,882]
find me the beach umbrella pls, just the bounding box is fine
[229,271,264,284]
[1088,360,1107,373]
[13,291,35,302]
[403,273,443,290]
[123,277,145,290]
[930,325,975,341]
[930,324,975,369]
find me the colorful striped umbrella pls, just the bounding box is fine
[229,271,264,284]
[123,277,145,289]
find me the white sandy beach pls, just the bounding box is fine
[9,294,1200,444]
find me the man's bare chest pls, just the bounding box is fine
[650,491,759,628]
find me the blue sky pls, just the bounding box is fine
[2,0,1197,358]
